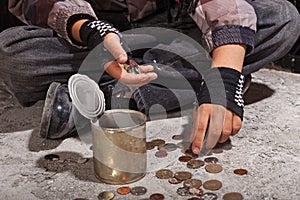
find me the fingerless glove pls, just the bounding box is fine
[196,67,245,120]
[79,20,121,50]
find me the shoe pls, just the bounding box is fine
[39,82,76,139]
[243,74,252,94]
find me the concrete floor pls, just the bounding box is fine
[0,68,299,200]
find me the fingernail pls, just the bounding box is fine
[193,147,200,154]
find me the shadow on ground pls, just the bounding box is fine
[244,82,275,105]
[36,151,100,183]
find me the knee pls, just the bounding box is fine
[277,1,300,41]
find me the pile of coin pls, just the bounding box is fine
[94,136,246,200]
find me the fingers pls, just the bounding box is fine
[218,110,233,143]
[191,105,210,155]
[104,61,157,87]
[206,105,225,148]
[232,114,242,135]
[139,65,155,73]
[103,33,128,63]
[120,72,157,87]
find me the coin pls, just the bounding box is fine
[97,191,114,200]
[176,187,190,196]
[187,160,205,169]
[183,179,202,188]
[44,154,60,161]
[212,148,223,154]
[178,155,192,162]
[151,139,166,147]
[146,142,156,150]
[168,177,182,184]
[199,192,218,200]
[130,186,147,196]
[77,157,89,164]
[116,186,131,195]
[184,149,199,158]
[174,171,192,181]
[234,168,248,175]
[73,198,88,200]
[223,192,243,200]
[156,169,174,179]
[205,163,223,173]
[203,180,222,191]
[189,187,204,196]
[172,135,183,140]
[204,157,219,163]
[155,150,168,158]
[176,142,191,149]
[149,193,165,200]
[160,143,178,152]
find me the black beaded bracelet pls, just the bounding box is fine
[196,67,245,120]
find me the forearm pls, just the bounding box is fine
[212,44,246,72]
[8,0,97,47]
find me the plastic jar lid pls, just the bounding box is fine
[68,74,105,120]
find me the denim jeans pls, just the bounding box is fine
[0,0,299,114]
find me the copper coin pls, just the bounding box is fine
[184,149,199,158]
[73,198,88,200]
[204,157,219,163]
[212,148,223,154]
[174,171,192,181]
[176,187,190,196]
[178,155,192,162]
[189,187,204,196]
[130,186,147,196]
[116,186,131,195]
[151,139,166,147]
[203,180,222,191]
[146,141,155,150]
[44,154,60,161]
[234,168,248,175]
[149,193,165,200]
[168,177,182,184]
[223,192,243,200]
[183,179,202,188]
[156,169,174,179]
[199,192,218,200]
[172,134,183,140]
[187,160,205,169]
[97,191,115,200]
[205,163,223,173]
[155,150,168,158]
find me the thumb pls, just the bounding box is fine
[104,33,128,63]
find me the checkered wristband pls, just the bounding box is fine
[80,20,121,49]
[196,67,245,120]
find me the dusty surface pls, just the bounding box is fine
[0,68,299,200]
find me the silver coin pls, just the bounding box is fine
[44,154,60,161]
[199,192,218,200]
[160,143,178,152]
[204,157,219,163]
[131,186,147,196]
[176,187,190,196]
[97,191,114,200]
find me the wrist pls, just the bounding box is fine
[196,67,245,120]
